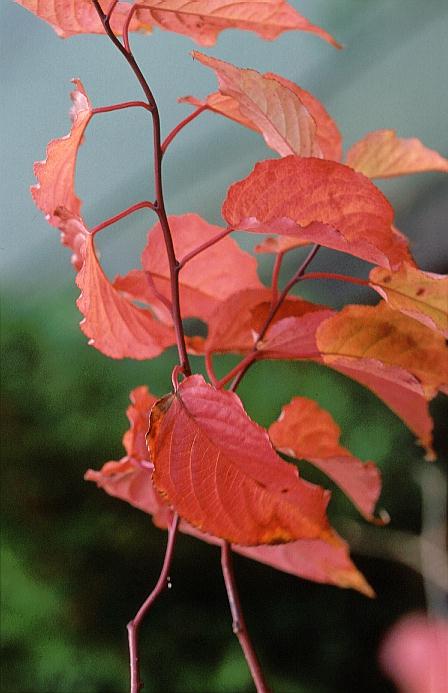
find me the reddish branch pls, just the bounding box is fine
[221,542,272,693]
[161,106,208,155]
[127,513,180,693]
[90,200,155,236]
[220,244,322,392]
[90,3,272,691]
[92,0,191,375]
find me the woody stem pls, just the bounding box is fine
[127,514,180,693]
[227,244,321,392]
[91,0,191,375]
[221,542,271,693]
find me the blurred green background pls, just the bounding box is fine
[1,0,448,691]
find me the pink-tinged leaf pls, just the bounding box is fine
[222,156,409,270]
[181,72,342,161]
[76,231,175,359]
[258,311,335,360]
[115,214,262,323]
[346,129,448,179]
[369,264,448,337]
[137,0,340,47]
[380,614,448,693]
[16,0,151,38]
[54,207,87,271]
[255,235,310,254]
[316,303,448,399]
[327,357,435,460]
[191,53,321,157]
[268,397,382,521]
[32,79,92,225]
[85,386,172,527]
[148,375,337,546]
[264,72,342,161]
[204,288,327,355]
[237,537,374,596]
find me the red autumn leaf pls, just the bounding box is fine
[268,397,382,521]
[137,0,339,47]
[76,228,175,359]
[85,386,172,528]
[369,264,448,337]
[114,214,262,323]
[222,156,409,269]
[148,375,337,546]
[16,0,152,37]
[87,386,372,594]
[258,311,335,360]
[345,129,448,179]
[327,357,435,460]
[32,79,92,225]
[191,53,321,157]
[204,288,326,355]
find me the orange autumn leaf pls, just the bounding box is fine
[149,375,337,546]
[16,0,151,37]
[87,386,372,594]
[137,0,340,46]
[268,397,382,521]
[32,79,92,225]
[181,67,342,160]
[191,53,321,157]
[369,264,448,337]
[76,229,175,359]
[115,214,262,323]
[222,156,410,269]
[316,303,448,399]
[345,129,448,179]
[263,72,342,161]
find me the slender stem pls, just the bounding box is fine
[92,100,151,115]
[92,0,191,375]
[145,271,173,314]
[205,352,219,388]
[221,542,271,693]
[91,200,155,236]
[178,228,233,269]
[294,271,369,288]
[161,106,207,155]
[217,352,258,390]
[224,245,321,392]
[127,513,180,693]
[270,251,284,305]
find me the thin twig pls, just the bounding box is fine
[270,251,284,305]
[205,352,219,388]
[226,244,321,391]
[127,513,180,693]
[161,106,208,155]
[178,227,233,269]
[221,542,271,693]
[92,100,151,115]
[92,0,191,375]
[90,200,155,236]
